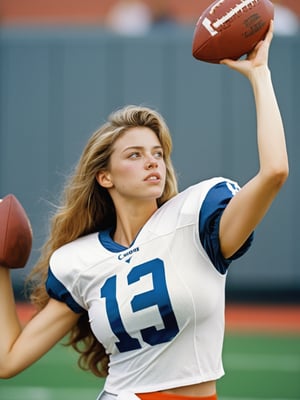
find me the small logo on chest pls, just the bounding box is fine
[118,246,140,263]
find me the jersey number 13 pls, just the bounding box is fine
[100,258,179,352]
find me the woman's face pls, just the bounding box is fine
[97,126,167,206]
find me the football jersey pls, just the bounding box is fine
[46,177,251,394]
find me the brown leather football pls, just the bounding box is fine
[192,0,274,64]
[0,194,32,269]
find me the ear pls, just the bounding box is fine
[96,171,114,188]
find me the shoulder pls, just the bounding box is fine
[49,232,104,279]
[201,179,241,219]
[51,232,100,258]
[163,177,236,216]
[146,177,234,235]
[47,232,107,311]
[173,177,237,204]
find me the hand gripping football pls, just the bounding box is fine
[0,194,32,269]
[192,0,274,63]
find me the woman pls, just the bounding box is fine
[0,22,288,400]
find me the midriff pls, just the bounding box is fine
[161,380,216,397]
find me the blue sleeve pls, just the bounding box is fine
[199,181,254,274]
[46,267,85,314]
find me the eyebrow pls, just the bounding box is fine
[122,145,163,153]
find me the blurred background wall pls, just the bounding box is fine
[0,1,299,302]
[0,0,300,25]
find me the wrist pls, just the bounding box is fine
[249,65,272,87]
[0,265,10,276]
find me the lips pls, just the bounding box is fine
[144,173,161,181]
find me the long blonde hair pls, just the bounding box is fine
[28,105,178,376]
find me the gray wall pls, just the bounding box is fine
[0,27,299,300]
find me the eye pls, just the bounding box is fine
[154,150,164,159]
[128,152,140,159]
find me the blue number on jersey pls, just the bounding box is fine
[101,275,141,352]
[100,258,179,352]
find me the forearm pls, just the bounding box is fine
[0,267,22,357]
[250,66,289,183]
[219,58,289,258]
[0,274,79,379]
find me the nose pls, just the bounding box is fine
[145,156,158,170]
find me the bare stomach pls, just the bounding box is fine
[161,380,216,397]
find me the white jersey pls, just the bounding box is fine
[48,177,243,394]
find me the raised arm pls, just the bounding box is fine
[0,266,80,378]
[219,21,289,259]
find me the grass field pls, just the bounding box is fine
[0,305,300,400]
[1,333,299,400]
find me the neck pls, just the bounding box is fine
[113,201,158,247]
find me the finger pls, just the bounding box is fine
[219,58,243,70]
[219,58,234,67]
[264,20,274,44]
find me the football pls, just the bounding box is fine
[192,0,274,63]
[0,194,32,269]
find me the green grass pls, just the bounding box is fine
[1,333,299,400]
[0,343,104,399]
[218,333,300,399]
